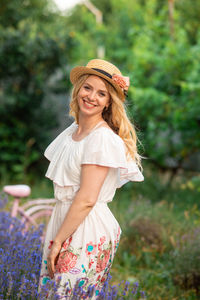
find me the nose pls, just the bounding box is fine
[88,90,97,102]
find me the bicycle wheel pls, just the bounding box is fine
[21,198,56,234]
[24,208,53,234]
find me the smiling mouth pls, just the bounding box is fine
[83,100,97,108]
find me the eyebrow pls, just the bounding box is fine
[84,82,108,94]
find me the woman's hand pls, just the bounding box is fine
[47,240,62,279]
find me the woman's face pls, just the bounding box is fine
[77,75,110,118]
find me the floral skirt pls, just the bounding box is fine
[38,200,122,299]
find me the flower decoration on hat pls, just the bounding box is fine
[112,74,130,97]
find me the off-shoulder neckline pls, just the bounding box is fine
[70,123,115,143]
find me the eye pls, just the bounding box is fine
[99,92,106,97]
[84,85,90,90]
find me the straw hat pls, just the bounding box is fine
[70,59,130,101]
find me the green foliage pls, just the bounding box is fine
[65,0,200,174]
[1,0,200,179]
[0,0,74,181]
[129,31,200,170]
[175,0,200,44]
[0,0,54,28]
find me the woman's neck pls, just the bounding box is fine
[77,116,105,134]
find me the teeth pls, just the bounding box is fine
[84,100,96,107]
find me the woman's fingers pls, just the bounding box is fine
[47,256,55,278]
[47,255,55,278]
[47,242,62,279]
[51,255,55,274]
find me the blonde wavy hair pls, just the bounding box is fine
[69,74,143,170]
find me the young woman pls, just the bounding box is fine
[38,59,144,299]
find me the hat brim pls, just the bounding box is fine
[70,66,125,100]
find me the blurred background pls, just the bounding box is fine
[0,0,200,299]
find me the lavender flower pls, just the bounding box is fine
[0,193,146,299]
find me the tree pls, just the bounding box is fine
[0,0,74,181]
[66,0,200,175]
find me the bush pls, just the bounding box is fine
[171,227,200,294]
[128,216,164,253]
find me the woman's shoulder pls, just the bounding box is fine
[81,125,127,167]
[93,126,123,142]
[85,125,125,150]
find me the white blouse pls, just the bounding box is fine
[44,122,144,204]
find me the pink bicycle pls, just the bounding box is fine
[3,184,56,231]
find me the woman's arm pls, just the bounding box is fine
[47,164,109,278]
[54,164,109,243]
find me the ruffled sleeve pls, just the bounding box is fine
[43,122,80,187]
[44,122,77,161]
[81,128,144,188]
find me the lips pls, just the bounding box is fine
[83,100,97,109]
